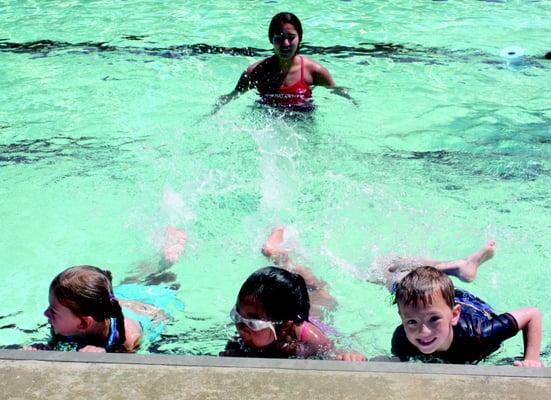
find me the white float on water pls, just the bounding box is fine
[499,46,525,67]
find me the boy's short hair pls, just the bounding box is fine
[394,266,455,309]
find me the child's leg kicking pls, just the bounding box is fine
[262,226,336,315]
[380,240,496,290]
[161,225,188,264]
[427,239,495,282]
[123,225,187,287]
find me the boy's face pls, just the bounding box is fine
[398,293,461,354]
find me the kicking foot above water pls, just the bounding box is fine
[162,225,188,264]
[453,240,496,282]
[261,226,286,259]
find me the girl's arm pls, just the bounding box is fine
[508,307,545,368]
[271,322,333,358]
[296,323,366,361]
[298,322,334,357]
[78,345,106,353]
[122,317,142,352]
[335,351,366,362]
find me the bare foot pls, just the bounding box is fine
[442,240,496,282]
[387,256,416,273]
[261,226,287,259]
[162,225,187,264]
[261,226,334,309]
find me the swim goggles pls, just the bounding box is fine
[230,306,278,338]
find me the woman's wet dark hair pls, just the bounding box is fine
[50,265,126,347]
[268,12,303,44]
[238,266,310,323]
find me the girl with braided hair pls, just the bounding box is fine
[29,265,143,352]
[24,226,188,353]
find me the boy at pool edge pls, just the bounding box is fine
[391,266,544,367]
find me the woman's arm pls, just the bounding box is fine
[311,62,335,87]
[213,64,258,114]
[213,89,240,115]
[310,61,358,105]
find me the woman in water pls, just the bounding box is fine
[215,12,351,112]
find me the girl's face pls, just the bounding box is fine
[234,296,277,348]
[272,23,300,60]
[44,291,83,337]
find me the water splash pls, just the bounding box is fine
[160,185,196,225]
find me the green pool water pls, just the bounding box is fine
[0,0,550,363]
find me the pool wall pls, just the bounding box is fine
[1,350,549,399]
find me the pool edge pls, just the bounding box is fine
[1,350,550,399]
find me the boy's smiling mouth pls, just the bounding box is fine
[417,337,437,347]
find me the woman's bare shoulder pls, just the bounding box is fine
[245,57,271,74]
[300,56,319,67]
[301,56,326,73]
[301,56,334,86]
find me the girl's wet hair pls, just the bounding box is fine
[50,265,126,346]
[268,12,303,44]
[238,266,310,323]
[393,266,455,309]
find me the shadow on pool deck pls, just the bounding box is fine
[1,350,549,399]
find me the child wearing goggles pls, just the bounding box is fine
[221,266,365,361]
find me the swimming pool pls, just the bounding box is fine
[1,0,550,363]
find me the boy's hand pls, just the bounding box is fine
[513,359,546,368]
[508,307,543,368]
[335,352,367,362]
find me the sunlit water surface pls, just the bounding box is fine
[0,0,550,363]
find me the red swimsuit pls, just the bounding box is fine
[262,56,313,108]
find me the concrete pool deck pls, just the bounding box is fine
[1,349,549,399]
